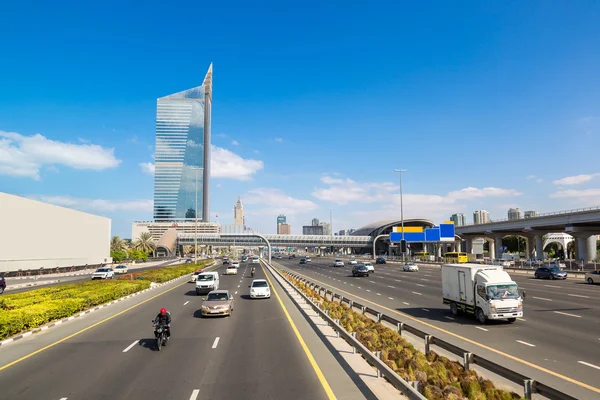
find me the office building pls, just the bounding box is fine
[220,224,259,234]
[153,64,213,222]
[234,197,244,225]
[303,225,324,235]
[473,210,490,225]
[278,223,291,235]
[277,214,286,225]
[338,229,348,236]
[524,210,538,218]
[319,222,331,235]
[132,221,220,242]
[449,213,466,227]
[508,208,522,220]
[311,218,320,226]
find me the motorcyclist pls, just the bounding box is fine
[251,266,256,277]
[153,308,171,340]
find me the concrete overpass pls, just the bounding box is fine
[455,206,600,262]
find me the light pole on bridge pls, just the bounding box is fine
[394,169,407,262]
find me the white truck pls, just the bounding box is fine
[442,263,523,324]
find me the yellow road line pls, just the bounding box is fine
[281,267,600,395]
[261,263,336,400]
[0,280,191,372]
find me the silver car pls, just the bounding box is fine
[201,290,234,317]
[585,270,600,284]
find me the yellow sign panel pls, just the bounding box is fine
[444,221,454,225]
[392,226,423,233]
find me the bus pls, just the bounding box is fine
[414,252,430,261]
[444,252,469,263]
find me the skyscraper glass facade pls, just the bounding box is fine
[154,65,212,222]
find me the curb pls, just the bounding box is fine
[0,262,218,348]
[5,280,61,291]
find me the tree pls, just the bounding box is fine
[111,236,128,252]
[132,232,156,254]
[128,249,148,262]
[111,249,128,263]
[501,236,527,253]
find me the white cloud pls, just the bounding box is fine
[243,188,318,216]
[447,187,523,199]
[550,189,600,198]
[526,174,536,180]
[0,130,120,180]
[217,183,222,188]
[553,173,599,185]
[139,162,155,175]
[274,138,283,143]
[231,140,239,146]
[31,195,153,213]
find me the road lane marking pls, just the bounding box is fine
[403,302,410,305]
[578,361,600,371]
[532,296,552,301]
[183,301,190,305]
[261,264,336,399]
[518,318,527,321]
[445,316,455,320]
[420,279,429,281]
[212,337,220,349]
[412,291,422,295]
[421,308,430,312]
[568,294,590,299]
[388,297,394,300]
[190,389,200,400]
[544,285,561,288]
[281,270,600,394]
[416,284,425,287]
[517,340,535,347]
[235,291,238,294]
[369,281,375,283]
[122,340,139,353]
[366,289,371,292]
[554,311,581,318]
[475,327,489,332]
[237,285,240,288]
[357,286,362,289]
[388,285,395,288]
[376,293,381,296]
[60,398,68,400]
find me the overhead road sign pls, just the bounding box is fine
[390,223,455,243]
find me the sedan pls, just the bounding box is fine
[114,265,128,274]
[232,261,240,268]
[352,265,369,277]
[190,269,205,282]
[91,268,114,280]
[348,258,358,265]
[403,263,419,272]
[534,267,567,280]
[250,279,271,299]
[201,290,234,317]
[224,265,238,275]
[0,275,6,294]
[299,258,307,264]
[332,259,344,267]
[363,262,375,273]
[375,257,386,264]
[585,270,600,284]
[305,257,312,262]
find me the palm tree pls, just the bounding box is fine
[111,236,128,252]
[183,245,194,255]
[132,232,157,254]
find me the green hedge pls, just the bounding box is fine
[0,260,213,341]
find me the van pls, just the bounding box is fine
[195,271,220,295]
[251,256,260,264]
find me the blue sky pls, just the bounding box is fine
[1,1,600,237]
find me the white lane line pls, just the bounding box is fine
[416,284,425,287]
[394,279,402,282]
[357,286,362,289]
[516,340,536,347]
[235,291,238,294]
[60,398,68,400]
[237,285,240,288]
[122,340,139,353]
[403,302,410,305]
[532,296,552,301]
[554,311,581,318]
[190,389,200,400]
[412,291,422,295]
[421,308,430,312]
[544,284,561,288]
[518,318,527,321]
[343,281,348,284]
[377,293,382,296]
[578,361,600,371]
[568,294,590,299]
[420,278,429,281]
[388,285,395,288]
[369,280,375,283]
[366,289,371,292]
[212,337,220,349]
[183,301,190,305]
[445,316,455,320]
[388,297,394,300]
[475,326,489,332]
[350,284,354,286]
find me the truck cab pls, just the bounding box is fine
[442,263,523,324]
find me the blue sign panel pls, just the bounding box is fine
[425,227,440,242]
[439,223,455,239]
[390,232,425,242]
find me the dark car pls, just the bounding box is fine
[223,258,230,265]
[0,275,6,294]
[375,257,387,264]
[299,258,307,264]
[534,266,567,280]
[352,265,369,277]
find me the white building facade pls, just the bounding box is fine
[132,221,220,242]
[0,193,111,273]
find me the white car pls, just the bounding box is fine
[363,262,374,273]
[251,257,260,264]
[92,267,114,280]
[250,279,271,299]
[225,265,238,275]
[114,265,128,274]
[403,263,419,272]
[348,258,358,265]
[305,257,312,263]
[190,270,205,282]
[232,261,240,268]
[332,259,344,267]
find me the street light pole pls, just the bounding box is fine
[394,169,407,262]
[189,167,200,263]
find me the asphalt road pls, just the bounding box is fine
[0,262,344,400]
[274,256,600,400]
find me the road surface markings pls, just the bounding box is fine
[388,297,394,300]
[189,389,200,400]
[544,285,561,288]
[60,398,68,400]
[568,294,590,298]
[183,301,189,306]
[376,293,382,296]
[212,337,220,349]
[412,291,422,295]
[122,340,139,353]
[517,340,536,347]
[445,316,455,320]
[518,318,527,321]
[237,285,240,288]
[234,291,238,295]
[416,284,425,287]
[350,284,354,286]
[579,361,600,371]
[357,286,362,289]
[366,289,371,292]
[475,327,489,332]
[403,302,410,305]
[388,285,395,288]
[421,308,430,312]
[554,311,581,318]
[369,281,375,283]
[532,296,552,301]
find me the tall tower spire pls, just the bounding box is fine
[234,196,244,226]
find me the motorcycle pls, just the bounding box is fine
[154,322,169,351]
[251,269,255,278]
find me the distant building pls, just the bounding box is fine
[234,197,244,226]
[277,223,291,235]
[338,229,348,236]
[508,208,522,220]
[473,210,490,225]
[524,210,538,218]
[303,225,324,235]
[277,214,286,225]
[132,221,220,242]
[347,228,356,235]
[319,222,331,235]
[311,218,320,226]
[450,213,466,227]
[220,224,259,234]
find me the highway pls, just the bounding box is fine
[274,256,600,400]
[0,261,371,400]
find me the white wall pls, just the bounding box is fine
[0,193,111,273]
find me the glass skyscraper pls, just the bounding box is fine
[154,64,213,222]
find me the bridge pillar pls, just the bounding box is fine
[535,235,544,260]
[487,238,494,260]
[587,235,597,262]
[455,240,462,252]
[464,236,472,254]
[494,235,503,260]
[573,234,597,263]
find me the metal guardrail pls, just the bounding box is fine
[280,269,579,400]
[263,261,426,400]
